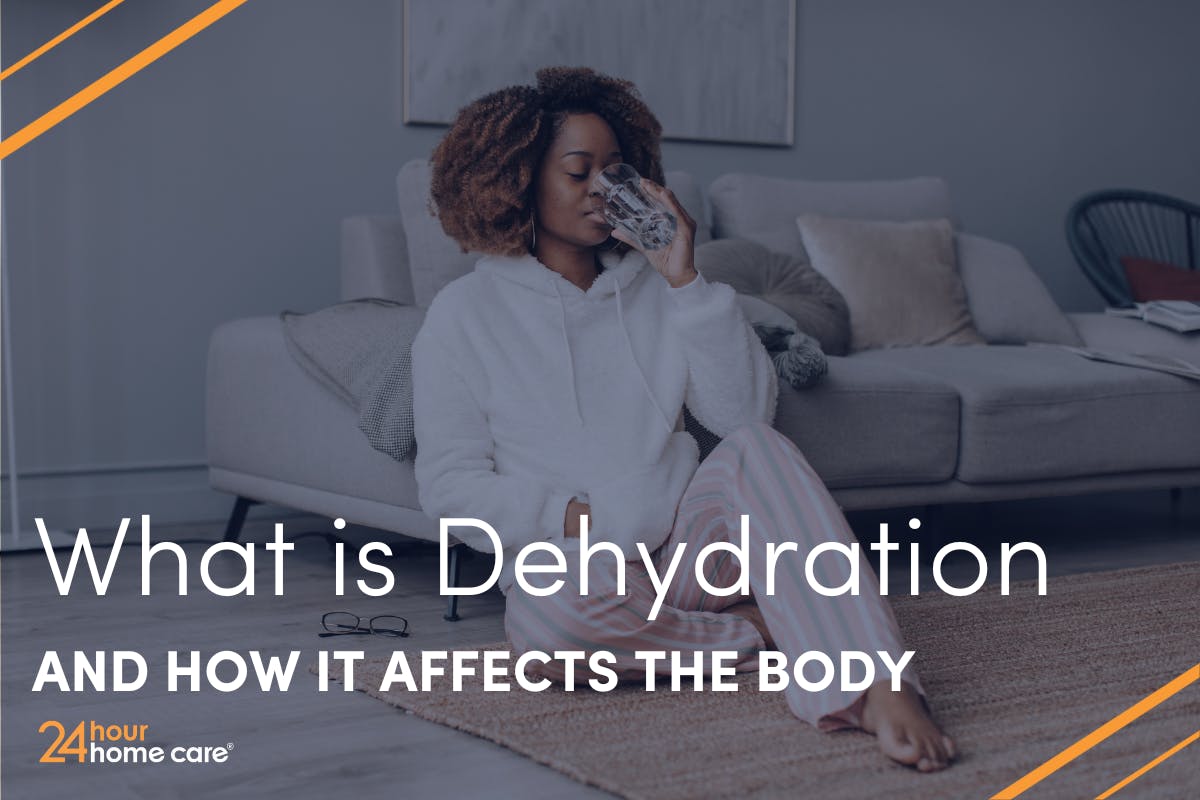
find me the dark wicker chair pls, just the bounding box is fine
[1065,189,1200,306]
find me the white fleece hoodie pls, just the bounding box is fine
[412,248,777,591]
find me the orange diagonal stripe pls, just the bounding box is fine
[0,0,128,81]
[1095,729,1200,799]
[990,662,1200,799]
[0,0,251,161]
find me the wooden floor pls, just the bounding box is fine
[3,488,1197,799]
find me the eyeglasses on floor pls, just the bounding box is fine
[319,611,409,638]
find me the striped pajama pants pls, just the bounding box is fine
[503,422,922,730]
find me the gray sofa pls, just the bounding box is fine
[206,163,1200,551]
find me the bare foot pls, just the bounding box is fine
[725,600,775,648]
[860,681,957,772]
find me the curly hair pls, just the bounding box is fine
[429,66,665,257]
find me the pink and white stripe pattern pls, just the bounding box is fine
[505,423,921,729]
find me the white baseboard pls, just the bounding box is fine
[0,526,75,552]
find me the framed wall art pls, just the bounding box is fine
[402,0,796,146]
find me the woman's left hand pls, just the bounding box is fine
[608,179,699,289]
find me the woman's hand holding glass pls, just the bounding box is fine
[605,178,699,289]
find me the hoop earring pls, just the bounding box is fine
[529,214,537,253]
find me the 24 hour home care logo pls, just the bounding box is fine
[38,720,233,766]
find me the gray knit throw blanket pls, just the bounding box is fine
[281,299,426,461]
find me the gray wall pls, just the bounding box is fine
[4,0,1198,531]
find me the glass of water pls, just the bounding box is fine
[590,163,677,250]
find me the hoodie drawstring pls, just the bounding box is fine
[615,281,675,435]
[552,279,586,425]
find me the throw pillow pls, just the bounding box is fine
[1121,257,1200,301]
[736,293,798,330]
[694,238,851,355]
[736,295,829,389]
[955,233,1083,345]
[795,216,984,351]
[754,326,829,389]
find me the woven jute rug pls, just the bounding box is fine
[325,562,1200,799]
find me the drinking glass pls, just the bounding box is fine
[590,163,677,250]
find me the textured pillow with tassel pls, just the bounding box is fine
[695,238,851,355]
[753,325,828,389]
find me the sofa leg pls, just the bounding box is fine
[444,543,465,622]
[1169,487,1182,525]
[222,496,257,542]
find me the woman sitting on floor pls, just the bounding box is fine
[412,66,956,772]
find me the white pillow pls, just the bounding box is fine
[796,215,984,352]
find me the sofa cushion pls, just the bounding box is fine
[340,215,414,304]
[708,173,953,259]
[397,159,708,307]
[851,345,1200,483]
[773,356,961,488]
[397,160,474,308]
[694,237,851,355]
[796,216,984,351]
[956,233,1083,346]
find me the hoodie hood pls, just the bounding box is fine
[474,248,649,298]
